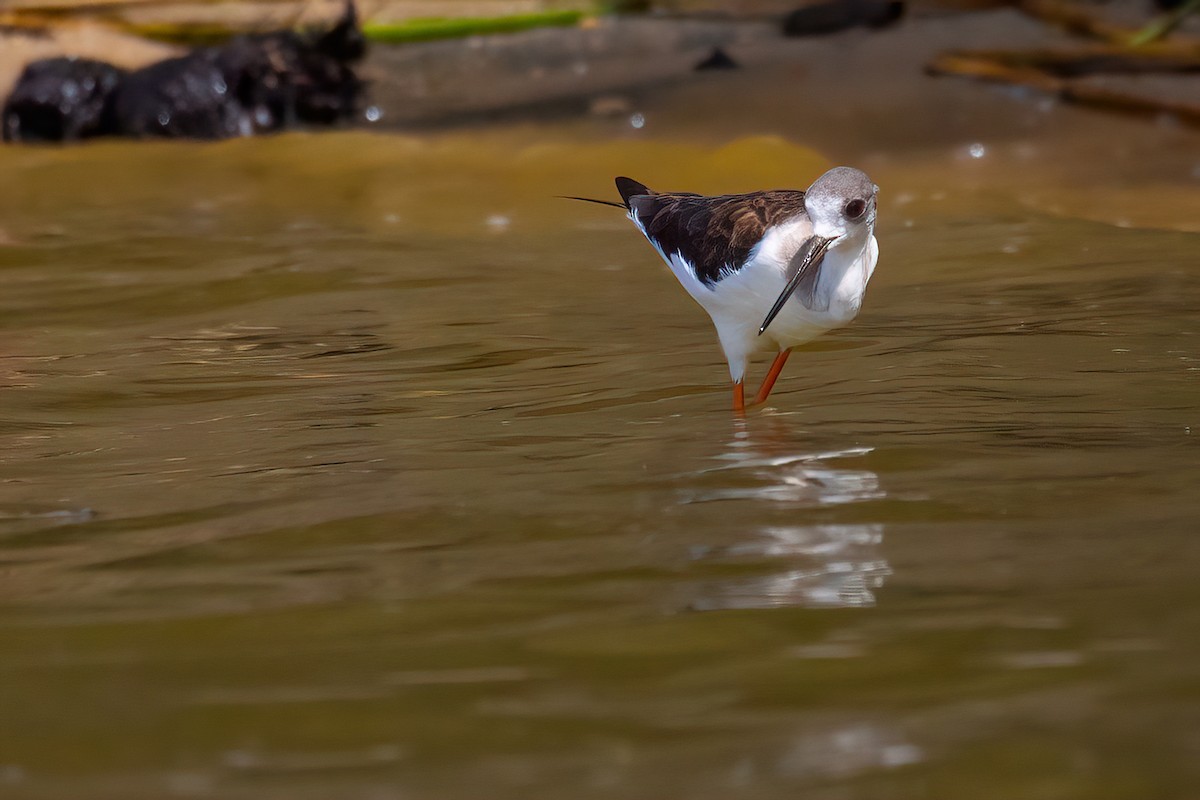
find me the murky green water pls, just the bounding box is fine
[2,50,1200,799]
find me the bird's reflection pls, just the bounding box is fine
[685,420,891,611]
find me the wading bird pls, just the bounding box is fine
[572,167,879,412]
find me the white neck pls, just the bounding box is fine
[814,224,877,323]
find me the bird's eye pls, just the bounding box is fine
[844,199,867,220]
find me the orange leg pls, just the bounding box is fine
[753,348,792,406]
[732,380,745,413]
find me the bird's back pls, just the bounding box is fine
[617,178,808,288]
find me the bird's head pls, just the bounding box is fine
[803,166,877,243]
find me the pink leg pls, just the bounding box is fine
[732,380,745,413]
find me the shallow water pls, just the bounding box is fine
[3,43,1200,799]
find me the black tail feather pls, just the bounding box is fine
[615,176,652,208]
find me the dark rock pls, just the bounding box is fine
[106,51,252,138]
[314,0,366,63]
[292,1,367,125]
[782,0,905,37]
[2,0,365,142]
[111,2,364,139]
[2,57,125,142]
[694,47,739,71]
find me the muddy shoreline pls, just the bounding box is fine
[4,2,1199,134]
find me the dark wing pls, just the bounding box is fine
[616,177,807,287]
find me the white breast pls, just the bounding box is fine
[710,226,877,352]
[632,211,878,382]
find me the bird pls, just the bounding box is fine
[571,166,879,412]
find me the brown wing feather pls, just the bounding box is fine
[625,188,808,287]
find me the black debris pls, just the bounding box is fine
[2,57,126,142]
[694,47,740,71]
[2,0,366,143]
[782,0,905,37]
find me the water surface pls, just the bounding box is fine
[1,60,1199,800]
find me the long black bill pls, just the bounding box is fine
[758,234,834,335]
